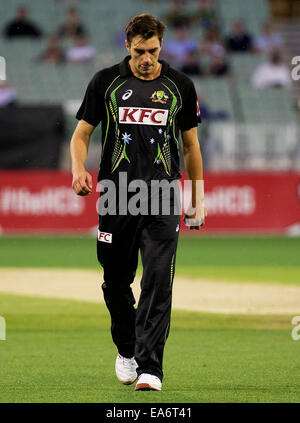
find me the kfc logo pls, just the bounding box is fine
[97,230,112,243]
[119,107,168,126]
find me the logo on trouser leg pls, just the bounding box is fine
[98,230,112,243]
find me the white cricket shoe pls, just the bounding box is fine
[115,354,138,385]
[135,373,162,391]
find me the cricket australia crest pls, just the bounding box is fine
[150,90,169,104]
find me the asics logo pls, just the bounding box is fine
[122,89,133,100]
[119,107,169,126]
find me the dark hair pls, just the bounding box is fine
[125,14,166,44]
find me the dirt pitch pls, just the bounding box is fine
[1,268,300,314]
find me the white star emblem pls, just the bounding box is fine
[122,132,132,144]
[158,128,163,134]
[150,138,155,144]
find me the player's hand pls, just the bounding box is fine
[183,202,207,230]
[72,169,93,196]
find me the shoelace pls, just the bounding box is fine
[120,356,136,370]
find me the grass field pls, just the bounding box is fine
[1,235,300,284]
[0,293,299,403]
[0,235,300,403]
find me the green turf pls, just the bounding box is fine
[1,235,300,284]
[0,294,299,403]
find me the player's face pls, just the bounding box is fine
[126,35,162,78]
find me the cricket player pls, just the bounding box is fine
[70,14,206,391]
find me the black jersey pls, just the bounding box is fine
[76,56,201,184]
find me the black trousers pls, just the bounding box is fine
[97,190,180,381]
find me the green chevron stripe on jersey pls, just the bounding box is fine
[163,76,183,159]
[102,102,110,156]
[159,82,179,175]
[163,76,183,143]
[153,142,170,176]
[108,80,129,172]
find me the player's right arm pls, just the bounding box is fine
[70,119,95,196]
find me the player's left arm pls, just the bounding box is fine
[181,126,207,230]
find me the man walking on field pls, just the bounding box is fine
[70,14,206,391]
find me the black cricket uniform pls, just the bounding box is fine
[76,56,201,381]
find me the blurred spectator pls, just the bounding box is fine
[197,91,229,169]
[66,34,96,63]
[254,21,283,53]
[226,20,253,53]
[251,51,291,89]
[163,26,198,68]
[37,35,65,64]
[163,0,191,29]
[198,92,228,120]
[199,26,225,57]
[192,0,218,30]
[180,50,203,76]
[58,6,86,39]
[114,28,126,48]
[3,5,42,39]
[207,55,230,77]
[0,81,17,107]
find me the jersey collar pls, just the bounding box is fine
[119,55,169,78]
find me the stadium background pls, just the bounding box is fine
[0,0,300,403]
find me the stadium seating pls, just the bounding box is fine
[215,0,269,35]
[0,0,298,160]
[192,77,234,118]
[231,53,296,123]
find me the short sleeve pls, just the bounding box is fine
[177,80,201,132]
[76,72,104,127]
